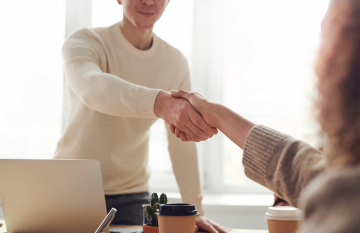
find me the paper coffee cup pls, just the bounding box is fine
[265,206,302,233]
[157,203,198,233]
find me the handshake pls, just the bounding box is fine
[154,90,218,142]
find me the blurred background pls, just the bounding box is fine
[0,0,330,229]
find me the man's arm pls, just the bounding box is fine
[63,30,161,118]
[165,123,203,213]
[167,75,230,233]
[63,30,217,141]
[166,124,231,233]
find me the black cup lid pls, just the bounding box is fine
[156,203,199,216]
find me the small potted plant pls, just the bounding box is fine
[143,192,168,233]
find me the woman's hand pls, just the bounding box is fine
[170,89,256,148]
[155,91,218,142]
[170,90,218,141]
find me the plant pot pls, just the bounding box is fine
[143,224,159,233]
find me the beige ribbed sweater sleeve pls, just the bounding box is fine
[166,69,204,215]
[62,30,162,118]
[242,125,326,207]
[243,125,360,232]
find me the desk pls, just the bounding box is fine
[110,225,268,233]
[0,220,268,233]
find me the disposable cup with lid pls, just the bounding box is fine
[265,206,302,233]
[265,206,302,221]
[157,203,198,233]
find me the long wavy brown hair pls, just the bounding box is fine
[316,0,360,166]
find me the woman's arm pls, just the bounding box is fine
[171,90,326,207]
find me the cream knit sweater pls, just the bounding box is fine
[54,22,203,214]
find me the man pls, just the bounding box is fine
[55,0,229,232]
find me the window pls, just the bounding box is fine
[88,0,331,194]
[1,0,331,194]
[0,1,65,159]
[222,0,330,190]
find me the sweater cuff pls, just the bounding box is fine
[242,125,288,187]
[137,87,162,118]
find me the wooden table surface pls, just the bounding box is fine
[0,220,268,233]
[110,225,268,233]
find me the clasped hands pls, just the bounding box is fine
[154,90,217,142]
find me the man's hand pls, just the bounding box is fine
[154,91,218,142]
[171,90,217,127]
[170,90,256,148]
[195,215,232,233]
[169,90,218,142]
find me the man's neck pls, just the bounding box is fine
[120,18,153,50]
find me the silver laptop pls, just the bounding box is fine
[0,159,109,233]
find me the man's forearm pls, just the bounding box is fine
[153,90,168,119]
[169,145,204,215]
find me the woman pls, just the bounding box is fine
[171,0,360,232]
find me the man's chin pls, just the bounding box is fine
[135,20,157,30]
[140,25,155,30]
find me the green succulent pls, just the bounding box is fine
[145,192,168,227]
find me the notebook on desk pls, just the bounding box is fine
[0,159,109,233]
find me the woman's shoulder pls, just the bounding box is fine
[299,164,360,233]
